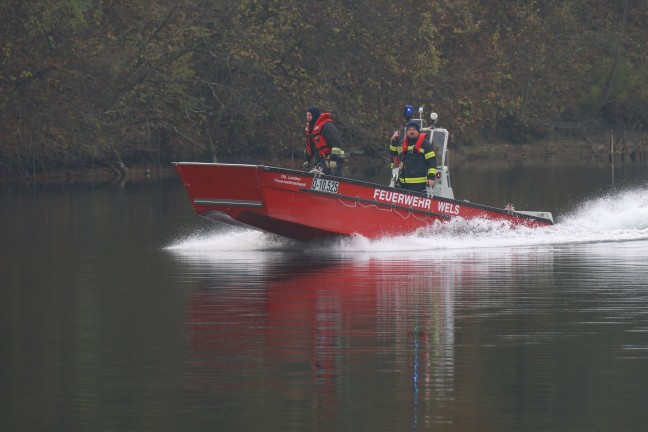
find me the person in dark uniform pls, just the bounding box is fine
[303,106,345,176]
[389,120,436,193]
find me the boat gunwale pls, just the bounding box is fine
[173,162,553,225]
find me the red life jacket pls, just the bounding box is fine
[305,113,334,158]
[401,133,428,155]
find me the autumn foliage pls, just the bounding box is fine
[1,0,647,176]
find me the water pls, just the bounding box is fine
[2,164,648,431]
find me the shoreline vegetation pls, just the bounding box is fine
[3,2,648,186]
[3,134,646,187]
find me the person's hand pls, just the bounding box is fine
[303,161,309,169]
[390,130,400,141]
[426,180,435,197]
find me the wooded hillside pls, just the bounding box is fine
[2,0,647,177]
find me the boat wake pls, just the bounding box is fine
[165,188,648,254]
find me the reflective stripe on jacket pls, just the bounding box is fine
[398,133,437,184]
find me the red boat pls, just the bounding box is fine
[174,114,553,241]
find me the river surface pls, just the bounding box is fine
[2,161,648,432]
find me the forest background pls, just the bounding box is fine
[1,0,647,181]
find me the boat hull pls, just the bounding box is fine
[174,163,553,241]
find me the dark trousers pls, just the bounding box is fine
[398,182,426,192]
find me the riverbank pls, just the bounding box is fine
[451,134,648,165]
[2,135,647,186]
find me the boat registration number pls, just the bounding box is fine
[311,178,339,193]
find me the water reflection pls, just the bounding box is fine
[4,177,648,432]
[172,245,557,429]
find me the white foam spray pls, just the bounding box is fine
[165,188,648,255]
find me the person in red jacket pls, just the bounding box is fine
[303,106,345,176]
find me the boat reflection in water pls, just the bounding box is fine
[173,240,556,428]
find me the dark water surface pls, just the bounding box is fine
[2,163,648,431]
